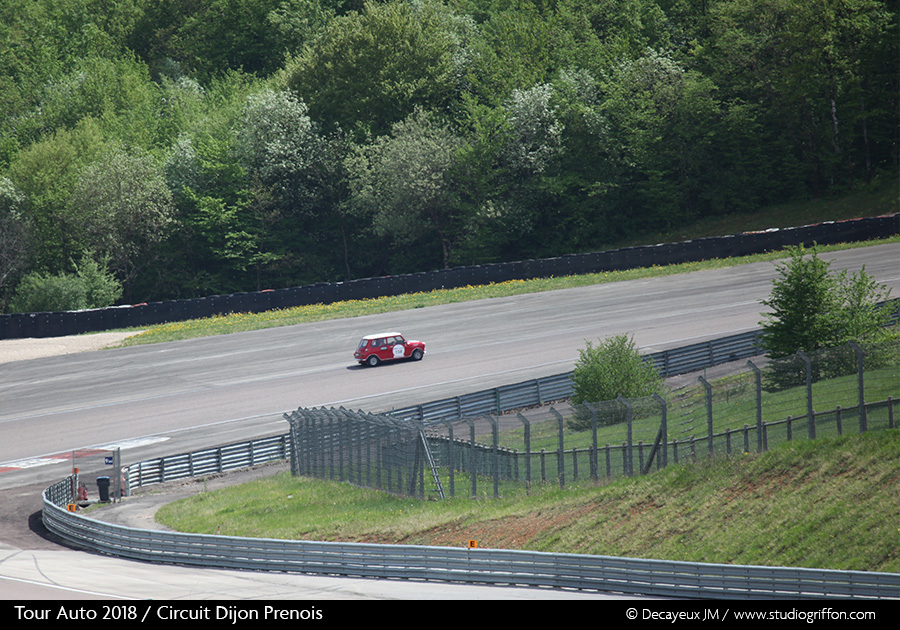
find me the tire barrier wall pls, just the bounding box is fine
[5,215,898,340]
[42,477,900,599]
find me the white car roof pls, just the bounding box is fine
[361,332,402,339]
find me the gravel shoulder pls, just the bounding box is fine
[0,331,142,364]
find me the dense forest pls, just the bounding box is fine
[1,0,897,312]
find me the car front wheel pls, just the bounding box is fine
[411,348,423,361]
[366,355,380,367]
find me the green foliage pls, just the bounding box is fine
[68,147,176,289]
[8,251,122,313]
[286,0,473,139]
[1,0,897,302]
[8,273,88,313]
[347,108,465,269]
[759,244,897,358]
[7,120,115,274]
[76,253,126,308]
[0,176,28,296]
[569,334,663,429]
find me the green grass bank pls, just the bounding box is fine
[156,429,899,573]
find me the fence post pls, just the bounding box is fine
[589,404,599,482]
[490,416,500,498]
[338,415,346,482]
[797,351,815,439]
[465,418,476,498]
[699,376,714,455]
[618,396,634,476]
[653,393,668,469]
[551,408,565,489]
[748,360,763,453]
[442,419,456,498]
[850,342,867,433]
[518,413,532,492]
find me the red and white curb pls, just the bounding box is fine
[0,437,169,473]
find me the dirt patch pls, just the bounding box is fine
[0,331,143,364]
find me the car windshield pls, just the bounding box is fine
[358,339,369,348]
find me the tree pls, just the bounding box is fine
[286,0,475,139]
[759,245,896,358]
[0,177,28,296]
[461,82,567,262]
[156,78,266,296]
[502,83,564,177]
[7,119,114,274]
[569,333,662,429]
[347,108,465,270]
[67,148,176,292]
[600,48,720,232]
[704,0,896,195]
[464,2,566,107]
[235,88,318,207]
[129,0,290,81]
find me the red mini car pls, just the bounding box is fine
[354,332,425,366]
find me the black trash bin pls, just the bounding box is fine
[96,476,110,502]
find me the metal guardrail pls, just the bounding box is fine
[121,330,767,490]
[389,300,899,425]
[390,329,766,423]
[127,435,289,489]
[41,477,900,599]
[40,321,900,598]
[122,322,898,490]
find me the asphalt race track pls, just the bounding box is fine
[0,243,897,599]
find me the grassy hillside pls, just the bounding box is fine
[156,429,900,573]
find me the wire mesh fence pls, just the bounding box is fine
[284,340,898,499]
[285,407,444,499]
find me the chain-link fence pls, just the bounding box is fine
[285,341,898,499]
[285,407,445,499]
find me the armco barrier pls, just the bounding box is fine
[4,214,897,339]
[38,325,900,597]
[388,328,768,423]
[41,476,900,598]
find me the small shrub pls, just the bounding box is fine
[8,271,89,313]
[569,334,662,430]
[8,252,122,313]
